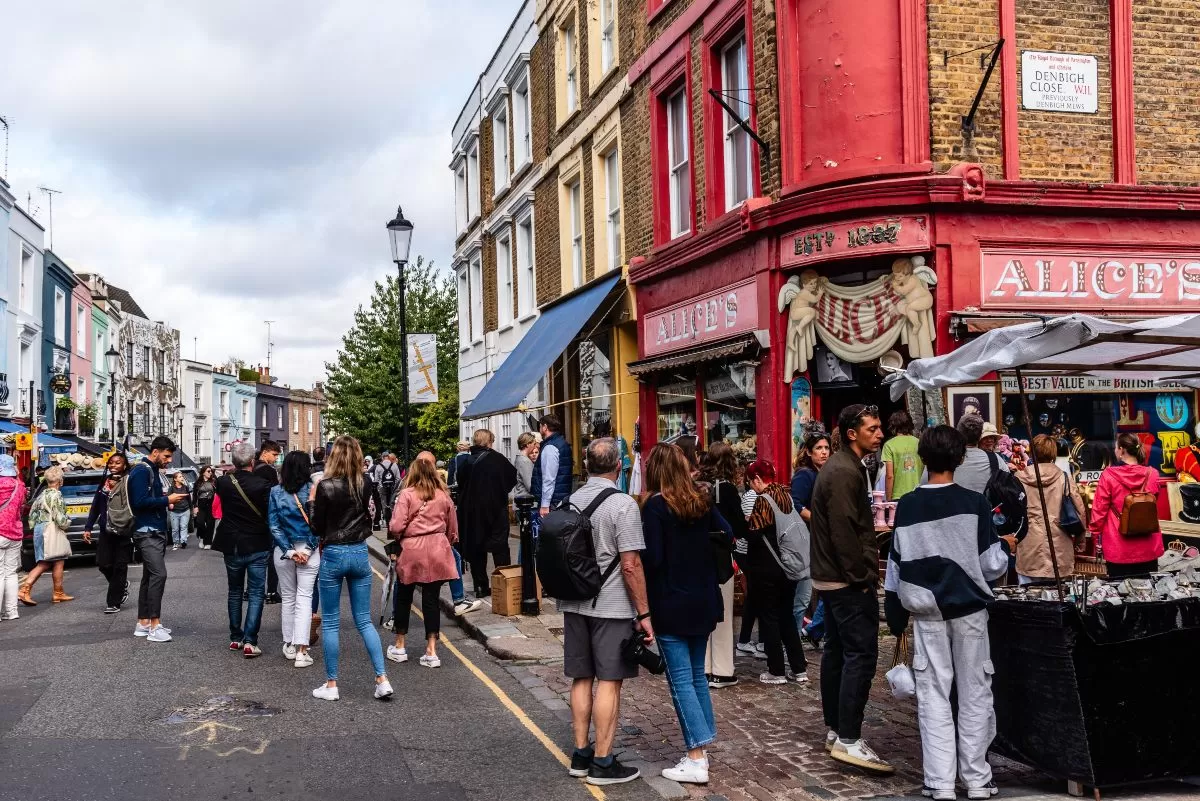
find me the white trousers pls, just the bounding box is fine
[0,537,19,619]
[913,610,996,792]
[705,576,735,677]
[275,547,321,647]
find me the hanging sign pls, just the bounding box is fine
[15,433,32,452]
[981,249,1200,311]
[1021,51,1097,114]
[642,280,758,358]
[407,333,439,404]
[49,373,71,394]
[1000,375,1189,393]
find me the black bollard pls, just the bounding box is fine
[515,494,539,616]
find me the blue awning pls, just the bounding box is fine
[0,422,25,435]
[462,273,623,420]
[0,422,79,455]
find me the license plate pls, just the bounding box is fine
[67,505,90,516]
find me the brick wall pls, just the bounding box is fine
[482,230,498,332]
[480,118,496,218]
[582,139,596,282]
[750,0,781,197]
[1015,0,1112,182]
[509,219,521,321]
[619,81,653,261]
[1134,0,1200,185]
[927,0,1003,174]
[531,35,553,161]
[535,176,561,305]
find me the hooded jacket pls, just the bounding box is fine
[1089,462,1164,565]
[1016,464,1085,579]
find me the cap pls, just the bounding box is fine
[980,421,1000,440]
[0,454,17,478]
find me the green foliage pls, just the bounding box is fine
[56,396,79,410]
[77,402,98,428]
[238,368,261,383]
[325,256,460,459]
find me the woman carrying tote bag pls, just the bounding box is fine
[19,466,74,605]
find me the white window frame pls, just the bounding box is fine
[457,266,471,348]
[293,408,300,434]
[492,106,509,191]
[569,180,583,288]
[666,88,691,238]
[241,399,250,426]
[75,304,86,356]
[604,149,622,271]
[307,410,314,434]
[512,72,532,167]
[220,391,230,418]
[193,382,202,411]
[454,161,469,233]
[19,248,32,314]
[277,406,283,429]
[54,288,66,345]
[496,233,514,328]
[600,0,616,74]
[565,23,578,113]
[466,141,481,221]
[261,403,268,428]
[516,213,535,318]
[77,376,86,405]
[469,254,484,342]
[721,35,753,211]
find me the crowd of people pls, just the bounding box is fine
[0,401,1170,800]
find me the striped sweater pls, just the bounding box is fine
[883,483,1008,621]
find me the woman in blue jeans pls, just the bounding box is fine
[642,443,733,786]
[309,436,392,702]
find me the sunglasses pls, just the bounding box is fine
[850,405,880,427]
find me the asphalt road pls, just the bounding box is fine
[0,546,660,801]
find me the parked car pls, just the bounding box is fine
[20,470,106,572]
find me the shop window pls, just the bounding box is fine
[704,363,756,455]
[579,338,613,438]
[657,379,697,443]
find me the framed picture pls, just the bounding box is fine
[945,383,1002,427]
[812,346,857,388]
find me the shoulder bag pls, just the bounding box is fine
[39,492,72,561]
[709,481,735,584]
[1119,470,1159,538]
[1058,472,1085,537]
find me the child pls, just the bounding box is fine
[884,425,1008,801]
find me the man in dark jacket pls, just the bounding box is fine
[215,441,275,658]
[809,403,891,773]
[129,436,190,642]
[531,414,573,517]
[255,440,282,603]
[457,429,518,597]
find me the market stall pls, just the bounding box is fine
[886,312,1200,793]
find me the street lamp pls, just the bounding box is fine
[105,345,119,448]
[386,205,414,464]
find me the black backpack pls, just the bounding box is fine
[535,488,621,603]
[984,451,1028,538]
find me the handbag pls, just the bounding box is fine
[884,630,915,700]
[1119,471,1159,538]
[41,520,73,561]
[1058,472,1085,537]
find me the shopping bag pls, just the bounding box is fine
[885,631,916,700]
[379,560,396,626]
[41,521,73,561]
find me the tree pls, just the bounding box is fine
[324,256,460,459]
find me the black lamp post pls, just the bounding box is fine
[104,345,119,448]
[175,402,186,452]
[386,205,414,464]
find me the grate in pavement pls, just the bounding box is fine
[161,695,281,724]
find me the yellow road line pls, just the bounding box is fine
[370,565,604,801]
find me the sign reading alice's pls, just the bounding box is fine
[643,280,758,358]
[981,249,1200,311]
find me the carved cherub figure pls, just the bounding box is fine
[885,256,937,358]
[777,270,826,380]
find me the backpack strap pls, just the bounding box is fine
[230,475,264,519]
[759,494,790,575]
[581,487,622,518]
[986,450,1000,480]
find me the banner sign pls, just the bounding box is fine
[407,333,439,404]
[981,249,1200,311]
[1021,51,1097,114]
[1000,375,1189,393]
[782,215,930,269]
[642,280,758,357]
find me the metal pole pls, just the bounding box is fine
[1013,367,1064,598]
[397,261,410,465]
[516,494,539,615]
[110,381,116,449]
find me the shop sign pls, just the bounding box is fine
[643,280,758,358]
[1000,375,1188,393]
[981,249,1200,311]
[782,215,930,269]
[1021,51,1097,114]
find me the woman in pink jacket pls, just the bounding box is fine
[0,455,27,620]
[386,457,460,668]
[1088,433,1164,577]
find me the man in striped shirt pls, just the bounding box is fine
[884,425,1008,801]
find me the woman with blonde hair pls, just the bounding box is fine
[19,466,73,605]
[310,436,392,701]
[387,457,460,668]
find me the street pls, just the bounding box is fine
[0,546,659,801]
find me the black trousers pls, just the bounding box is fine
[133,531,169,620]
[393,580,445,636]
[371,487,384,527]
[96,531,133,608]
[755,572,807,677]
[468,543,511,596]
[820,586,880,742]
[738,575,759,644]
[194,510,215,546]
[266,555,279,595]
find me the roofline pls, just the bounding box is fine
[13,204,45,232]
[450,0,534,140]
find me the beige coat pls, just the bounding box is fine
[1016,464,1085,579]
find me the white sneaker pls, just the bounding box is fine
[387,645,408,664]
[758,672,787,685]
[754,643,767,659]
[735,642,758,656]
[171,545,179,551]
[829,738,894,774]
[419,654,441,668]
[146,626,172,643]
[792,671,809,684]
[454,598,484,615]
[661,756,708,784]
[824,730,838,752]
[134,622,151,637]
[243,643,262,658]
[374,679,394,699]
[282,643,297,660]
[930,790,956,801]
[294,651,314,668]
[967,781,999,799]
[312,684,339,701]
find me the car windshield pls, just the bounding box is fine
[59,475,103,502]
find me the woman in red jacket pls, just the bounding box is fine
[1088,433,1164,577]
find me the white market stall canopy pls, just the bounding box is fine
[886,313,1200,401]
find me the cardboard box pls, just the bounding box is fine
[491,565,541,617]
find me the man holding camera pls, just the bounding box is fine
[559,437,652,787]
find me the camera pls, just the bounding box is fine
[621,628,665,675]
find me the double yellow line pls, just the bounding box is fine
[370,565,605,801]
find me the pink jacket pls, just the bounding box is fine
[389,487,459,585]
[0,477,26,541]
[1089,463,1164,565]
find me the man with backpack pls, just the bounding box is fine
[551,438,651,787]
[372,452,402,529]
[945,414,1027,541]
[123,436,190,643]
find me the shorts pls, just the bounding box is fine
[563,612,638,681]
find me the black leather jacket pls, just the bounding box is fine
[311,476,375,546]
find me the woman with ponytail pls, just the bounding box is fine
[1088,433,1164,577]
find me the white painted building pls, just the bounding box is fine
[180,358,213,464]
[451,0,543,459]
[6,205,44,423]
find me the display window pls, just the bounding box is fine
[703,362,756,459]
[657,379,697,443]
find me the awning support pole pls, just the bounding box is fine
[1013,367,1064,599]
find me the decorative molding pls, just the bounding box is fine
[999,1,1019,180]
[1111,0,1136,184]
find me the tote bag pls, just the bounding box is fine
[41,520,73,561]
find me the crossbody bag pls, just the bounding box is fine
[230,475,263,518]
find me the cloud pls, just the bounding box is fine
[2,0,516,387]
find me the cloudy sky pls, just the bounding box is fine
[2,0,519,387]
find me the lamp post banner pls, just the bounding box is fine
[407,333,439,404]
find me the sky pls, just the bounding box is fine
[1,0,519,388]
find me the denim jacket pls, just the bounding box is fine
[267,483,318,554]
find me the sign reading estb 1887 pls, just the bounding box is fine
[782,215,930,269]
[981,249,1200,311]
